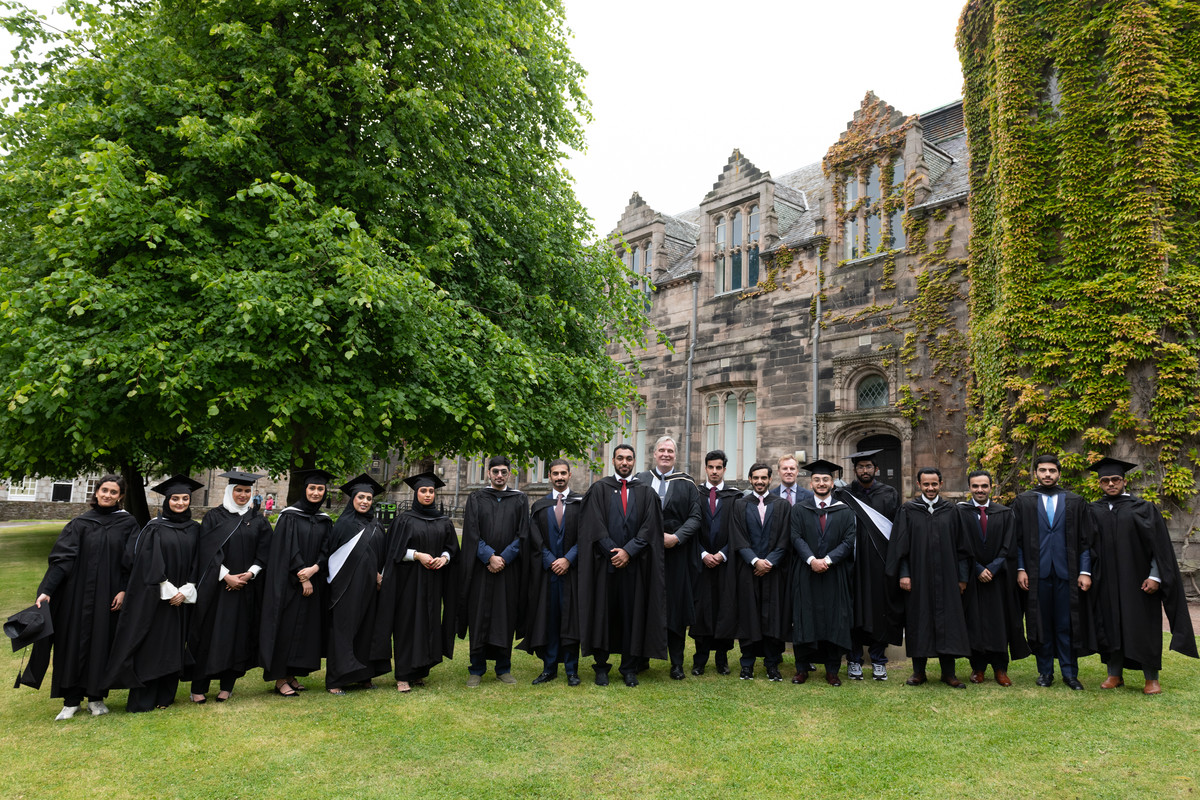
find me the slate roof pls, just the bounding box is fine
[916,132,969,209]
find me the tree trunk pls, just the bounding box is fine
[287,420,317,506]
[121,461,151,526]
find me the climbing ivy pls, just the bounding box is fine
[959,0,1200,509]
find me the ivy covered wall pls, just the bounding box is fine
[958,0,1200,520]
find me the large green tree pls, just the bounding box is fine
[0,0,647,516]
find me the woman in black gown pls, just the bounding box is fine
[372,472,459,692]
[324,473,389,694]
[103,474,204,712]
[29,474,141,720]
[188,470,272,703]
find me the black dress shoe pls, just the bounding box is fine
[624,673,639,687]
[739,666,754,680]
[691,665,705,676]
[567,673,581,687]
[531,671,557,685]
[670,665,685,680]
[715,659,731,675]
[1064,677,1084,691]
[594,671,610,687]
[766,666,783,682]
[1036,674,1054,687]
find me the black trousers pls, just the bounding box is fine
[692,636,732,667]
[912,655,960,678]
[62,687,105,707]
[795,640,841,673]
[190,669,243,695]
[969,651,1009,673]
[739,638,785,669]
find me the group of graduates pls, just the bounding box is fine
[20,468,458,718]
[15,440,1196,719]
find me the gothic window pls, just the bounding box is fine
[630,245,639,274]
[865,164,881,253]
[843,175,859,260]
[857,375,889,409]
[714,203,761,295]
[704,390,758,479]
[889,156,906,250]
[730,212,742,291]
[747,206,760,286]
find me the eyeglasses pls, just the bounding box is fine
[1098,477,1124,485]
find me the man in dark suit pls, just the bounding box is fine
[770,455,813,507]
[1012,453,1093,690]
[635,436,701,680]
[523,459,583,686]
[690,449,743,675]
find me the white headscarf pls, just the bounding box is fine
[222,483,252,516]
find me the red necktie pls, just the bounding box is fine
[979,504,988,539]
[620,479,628,515]
[819,501,827,532]
[709,486,717,516]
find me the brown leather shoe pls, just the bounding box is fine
[905,673,928,686]
[969,670,986,684]
[994,671,1012,687]
[1143,679,1162,695]
[825,671,842,687]
[1100,675,1124,690]
[791,671,808,685]
[941,676,967,689]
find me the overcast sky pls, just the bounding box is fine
[3,0,969,229]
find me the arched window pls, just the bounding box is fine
[703,390,759,483]
[715,216,726,250]
[857,375,889,409]
[643,242,652,272]
[890,157,906,250]
[706,396,720,455]
[742,392,756,470]
[747,206,760,286]
[630,246,639,274]
[843,174,859,260]
[724,394,739,477]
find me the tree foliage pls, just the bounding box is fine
[0,0,648,503]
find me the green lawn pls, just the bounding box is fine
[2,523,1197,799]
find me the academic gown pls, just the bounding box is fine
[1011,488,1094,655]
[725,493,792,644]
[103,516,200,689]
[519,491,583,654]
[837,483,904,647]
[886,498,971,658]
[23,509,140,695]
[1088,495,1197,670]
[957,501,1030,660]
[693,485,743,641]
[457,488,530,649]
[789,498,856,650]
[635,471,702,639]
[324,510,390,688]
[371,507,461,680]
[258,505,331,680]
[188,506,272,681]
[576,476,667,660]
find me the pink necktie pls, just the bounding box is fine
[555,494,564,527]
[758,496,766,523]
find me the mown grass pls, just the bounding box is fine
[1,523,1197,799]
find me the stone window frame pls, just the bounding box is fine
[856,373,890,409]
[841,155,906,262]
[702,388,757,479]
[713,199,762,296]
[832,355,899,413]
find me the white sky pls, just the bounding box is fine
[3,0,970,230]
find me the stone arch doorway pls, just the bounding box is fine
[856,433,902,493]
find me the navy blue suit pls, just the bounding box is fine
[535,492,579,674]
[771,483,813,506]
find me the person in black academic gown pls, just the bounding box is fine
[1087,457,1198,694]
[576,444,667,687]
[372,472,459,692]
[839,448,902,681]
[458,456,530,685]
[103,475,204,712]
[634,436,702,680]
[259,469,333,697]
[692,450,742,675]
[727,462,791,682]
[521,459,584,686]
[789,459,855,686]
[188,470,272,703]
[957,470,1029,686]
[28,474,141,720]
[324,473,390,694]
[886,467,971,688]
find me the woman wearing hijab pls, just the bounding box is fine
[372,472,459,693]
[188,470,273,703]
[27,474,141,720]
[324,473,390,694]
[258,469,333,697]
[103,474,204,712]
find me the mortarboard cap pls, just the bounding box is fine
[849,449,884,464]
[404,472,445,491]
[1088,457,1137,478]
[151,474,204,496]
[4,604,53,651]
[219,470,262,486]
[295,469,335,487]
[803,459,842,477]
[339,473,385,497]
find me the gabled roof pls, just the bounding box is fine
[704,149,768,202]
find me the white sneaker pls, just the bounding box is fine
[872,663,888,681]
[847,662,864,680]
[88,700,109,716]
[55,705,80,720]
